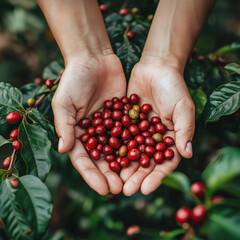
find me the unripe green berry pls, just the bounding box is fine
[147,14,154,22]
[131,8,139,15]
[27,98,36,107]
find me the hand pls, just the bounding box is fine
[52,54,126,195]
[121,60,195,196]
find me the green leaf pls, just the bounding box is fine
[18,122,52,181]
[189,88,207,120]
[0,135,9,147]
[42,60,63,80]
[130,22,148,49]
[204,80,240,121]
[20,83,41,104]
[219,182,240,199]
[215,42,240,55]
[202,147,240,194]
[206,206,240,240]
[107,25,124,45]
[225,63,240,75]
[162,172,191,192]
[0,82,24,116]
[0,175,53,240]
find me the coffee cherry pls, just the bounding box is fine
[138,144,145,153]
[10,129,19,141]
[141,131,151,138]
[85,144,91,153]
[148,125,155,134]
[96,144,103,152]
[210,196,223,204]
[6,112,21,124]
[121,115,131,127]
[112,101,123,111]
[151,116,161,125]
[109,137,120,149]
[152,133,163,143]
[191,47,198,57]
[128,125,140,136]
[197,56,205,63]
[112,97,120,103]
[27,98,36,107]
[145,137,155,147]
[126,225,140,236]
[129,94,139,104]
[104,100,113,109]
[164,136,175,146]
[45,79,54,89]
[132,105,140,112]
[139,113,147,120]
[141,104,152,113]
[12,140,22,151]
[154,152,164,164]
[92,118,103,127]
[112,110,122,121]
[139,156,150,168]
[114,121,122,128]
[124,103,131,111]
[119,145,128,157]
[96,125,106,135]
[121,96,129,104]
[147,14,154,22]
[25,229,32,236]
[111,126,122,137]
[191,205,207,225]
[93,111,102,118]
[103,145,113,155]
[127,140,138,150]
[120,158,130,168]
[132,7,139,14]
[109,161,120,171]
[97,135,107,145]
[87,137,97,149]
[191,182,206,199]
[80,133,90,143]
[164,149,174,160]
[116,156,122,163]
[134,135,144,145]
[99,4,108,13]
[127,30,136,40]
[155,123,166,135]
[10,178,19,188]
[217,56,227,66]
[79,118,91,129]
[34,77,44,85]
[103,118,114,129]
[105,155,115,162]
[123,110,128,115]
[90,149,100,160]
[139,120,149,131]
[129,109,139,119]
[155,142,167,152]
[145,146,155,157]
[87,127,95,136]
[119,8,130,16]
[127,148,141,161]
[121,129,131,141]
[3,157,11,168]
[102,110,112,119]
[175,207,191,225]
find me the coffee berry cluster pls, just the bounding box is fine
[79,94,175,172]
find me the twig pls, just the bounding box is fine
[6,149,16,178]
[181,226,195,240]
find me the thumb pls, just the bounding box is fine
[173,100,195,158]
[52,99,76,153]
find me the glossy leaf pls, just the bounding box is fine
[0,135,9,147]
[20,83,41,104]
[216,42,240,55]
[225,63,240,75]
[42,60,63,80]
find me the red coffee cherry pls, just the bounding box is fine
[164,136,175,146]
[3,157,11,168]
[116,156,122,163]
[121,129,131,141]
[126,225,140,236]
[79,118,91,129]
[92,111,102,118]
[87,127,95,136]
[151,116,161,125]
[114,121,122,128]
[139,113,147,120]
[141,104,152,113]
[90,149,100,160]
[109,161,120,171]
[84,144,91,153]
[210,196,223,204]
[148,125,155,134]
[6,112,21,124]
[164,149,174,160]
[217,56,227,66]
[12,140,22,151]
[105,155,115,162]
[104,100,113,109]
[110,126,122,137]
[139,156,150,168]
[10,129,19,141]
[128,125,140,136]
[112,110,122,121]
[121,115,131,127]
[97,135,107,145]
[127,140,138,150]
[124,103,131,111]
[138,144,145,153]
[197,56,205,63]
[121,96,129,104]
[123,110,129,115]
[45,79,54,89]
[145,137,155,147]
[103,118,114,129]
[96,144,103,152]
[141,131,151,138]
[112,97,120,103]
[34,77,44,85]
[80,133,90,143]
[127,148,141,161]
[92,118,103,127]
[129,94,139,104]
[191,205,207,225]
[134,135,144,145]
[155,142,167,152]
[155,123,167,135]
[99,4,108,13]
[119,145,128,157]
[109,137,120,149]
[119,8,130,16]
[96,125,106,135]
[191,47,198,57]
[120,158,130,168]
[102,110,112,119]
[145,146,155,157]
[87,137,97,149]
[10,178,19,188]
[175,207,191,225]
[139,120,150,131]
[191,182,206,199]
[103,145,113,155]
[127,30,136,40]
[113,102,123,111]
[154,152,164,164]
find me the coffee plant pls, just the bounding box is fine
[0,2,240,240]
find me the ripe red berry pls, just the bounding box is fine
[109,161,121,171]
[121,115,131,127]
[151,116,161,125]
[113,102,123,111]
[210,196,223,204]
[87,137,97,149]
[141,131,151,138]
[175,207,191,225]
[127,30,136,40]
[79,118,91,129]
[104,100,113,109]
[111,126,122,137]
[124,103,131,111]
[164,149,174,160]
[155,123,167,135]
[92,118,103,127]
[90,149,100,160]
[96,144,103,152]
[105,155,115,162]
[121,129,131,141]
[80,133,90,143]
[164,136,175,146]
[191,182,206,199]
[145,137,155,147]
[139,156,150,168]
[155,142,167,152]
[97,135,107,145]
[123,110,129,115]
[119,8,130,15]
[112,97,120,103]
[12,140,22,151]
[10,178,19,188]
[127,148,141,161]
[87,127,95,136]
[92,111,102,118]
[148,125,155,134]
[154,152,164,164]
[139,120,150,131]
[141,104,152,114]
[95,125,106,135]
[134,135,144,145]
[197,55,205,63]
[217,56,227,66]
[45,79,54,89]
[128,125,140,136]
[103,145,113,155]
[126,225,140,236]
[6,112,21,124]
[145,146,155,157]
[138,144,145,153]
[3,157,11,168]
[102,110,112,119]
[139,113,147,120]
[121,96,129,104]
[109,137,120,149]
[127,140,138,150]
[120,158,130,168]
[34,77,44,85]
[112,110,122,121]
[129,94,139,104]
[103,118,114,129]
[10,129,19,141]
[114,121,122,128]
[191,205,207,225]
[99,4,108,13]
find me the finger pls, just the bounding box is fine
[52,97,76,153]
[95,159,123,194]
[68,139,109,195]
[120,161,139,183]
[173,99,195,158]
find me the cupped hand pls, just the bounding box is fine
[121,60,195,196]
[52,54,126,195]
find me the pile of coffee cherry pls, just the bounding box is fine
[79,94,174,172]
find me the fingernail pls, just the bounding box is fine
[186,142,192,154]
[58,138,63,152]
